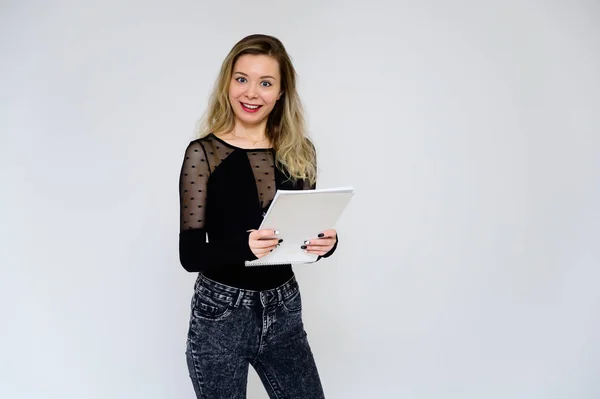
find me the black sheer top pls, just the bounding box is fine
[178,133,337,290]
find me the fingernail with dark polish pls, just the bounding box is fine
[318,233,324,238]
[278,239,283,243]
[301,245,307,249]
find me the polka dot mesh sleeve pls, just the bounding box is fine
[179,141,209,231]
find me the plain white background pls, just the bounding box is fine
[1,1,599,398]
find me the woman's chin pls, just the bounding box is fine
[234,114,267,126]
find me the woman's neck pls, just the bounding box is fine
[216,122,272,149]
[233,124,267,142]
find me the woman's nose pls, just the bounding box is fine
[245,84,258,99]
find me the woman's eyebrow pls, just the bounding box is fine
[233,71,276,80]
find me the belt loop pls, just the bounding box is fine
[276,288,283,305]
[234,289,244,308]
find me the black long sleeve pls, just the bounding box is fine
[178,141,258,272]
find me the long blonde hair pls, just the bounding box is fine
[197,34,316,185]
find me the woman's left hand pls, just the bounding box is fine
[302,229,337,256]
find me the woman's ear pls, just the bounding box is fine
[277,91,284,100]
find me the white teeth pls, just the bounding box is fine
[242,103,260,109]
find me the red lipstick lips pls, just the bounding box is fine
[240,102,262,113]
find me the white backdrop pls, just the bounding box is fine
[1,1,599,398]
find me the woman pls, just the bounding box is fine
[178,34,338,398]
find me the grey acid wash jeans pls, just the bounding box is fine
[185,273,325,399]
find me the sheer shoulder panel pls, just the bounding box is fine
[247,150,276,208]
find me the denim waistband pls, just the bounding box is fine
[195,273,299,308]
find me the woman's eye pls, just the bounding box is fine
[236,77,247,83]
[261,81,272,87]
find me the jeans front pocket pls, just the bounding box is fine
[191,287,233,321]
[282,289,302,313]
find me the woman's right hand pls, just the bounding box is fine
[248,229,282,259]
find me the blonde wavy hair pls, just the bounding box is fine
[197,34,316,185]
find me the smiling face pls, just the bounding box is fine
[228,54,283,128]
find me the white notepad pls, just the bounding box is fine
[245,186,355,267]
